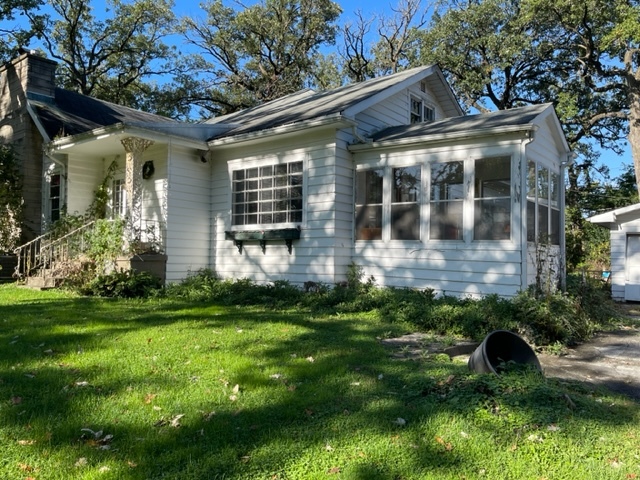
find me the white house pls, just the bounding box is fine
[2,52,572,297]
[589,203,640,301]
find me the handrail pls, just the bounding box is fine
[13,220,97,279]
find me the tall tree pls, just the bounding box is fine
[25,0,180,113]
[180,0,342,116]
[0,0,43,61]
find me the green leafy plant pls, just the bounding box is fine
[0,145,23,253]
[80,269,162,298]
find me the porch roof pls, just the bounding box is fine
[588,203,640,227]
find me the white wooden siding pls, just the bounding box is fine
[352,137,529,298]
[165,143,211,282]
[355,81,448,136]
[210,128,354,286]
[608,221,640,301]
[65,155,103,215]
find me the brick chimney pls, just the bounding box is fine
[0,51,57,115]
[0,51,58,242]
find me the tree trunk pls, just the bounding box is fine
[624,50,640,197]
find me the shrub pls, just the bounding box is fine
[81,269,163,298]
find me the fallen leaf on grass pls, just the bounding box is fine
[325,444,333,452]
[144,393,157,404]
[11,396,22,405]
[75,458,87,468]
[99,466,111,473]
[393,417,406,426]
[232,384,240,394]
[435,436,453,451]
[127,460,138,468]
[306,356,315,363]
[328,466,341,474]
[17,440,36,445]
[18,463,34,472]
[269,373,283,379]
[170,414,185,428]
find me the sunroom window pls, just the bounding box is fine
[527,162,560,245]
[474,156,511,240]
[430,161,464,240]
[355,169,384,240]
[232,161,303,226]
[391,166,421,240]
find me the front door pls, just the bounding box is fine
[625,234,640,301]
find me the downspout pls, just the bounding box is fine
[520,129,537,293]
[559,152,576,291]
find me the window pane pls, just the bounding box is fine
[393,166,420,203]
[537,166,549,203]
[527,200,536,242]
[474,198,511,240]
[527,161,536,199]
[391,204,420,240]
[550,172,560,209]
[289,161,303,174]
[260,166,272,177]
[550,208,560,245]
[474,157,511,240]
[431,162,463,201]
[356,205,382,240]
[538,203,549,240]
[392,166,421,240]
[355,169,384,240]
[247,167,259,178]
[430,201,462,240]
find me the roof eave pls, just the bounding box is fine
[47,122,209,152]
[348,124,538,152]
[207,114,356,148]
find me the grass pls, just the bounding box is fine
[0,284,638,479]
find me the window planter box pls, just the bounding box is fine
[225,228,301,254]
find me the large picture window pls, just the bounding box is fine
[430,161,464,240]
[232,161,303,226]
[474,156,511,240]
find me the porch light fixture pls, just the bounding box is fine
[142,160,155,179]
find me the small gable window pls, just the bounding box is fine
[232,161,303,226]
[410,96,435,124]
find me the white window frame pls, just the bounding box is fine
[410,95,436,124]
[229,160,305,230]
[111,177,127,219]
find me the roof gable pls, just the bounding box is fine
[206,65,463,141]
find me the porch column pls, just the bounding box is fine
[121,137,154,236]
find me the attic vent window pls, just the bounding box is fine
[420,81,427,92]
[410,96,435,124]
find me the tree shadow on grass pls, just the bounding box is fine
[0,291,638,479]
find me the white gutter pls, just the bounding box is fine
[348,124,539,152]
[207,114,357,148]
[47,122,209,152]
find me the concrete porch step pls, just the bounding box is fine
[25,275,63,289]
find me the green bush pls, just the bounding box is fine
[81,269,163,298]
[160,268,621,347]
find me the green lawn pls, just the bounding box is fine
[0,284,638,479]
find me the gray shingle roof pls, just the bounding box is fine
[370,103,552,143]
[206,66,452,140]
[31,88,177,140]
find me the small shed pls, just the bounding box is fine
[589,203,640,301]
